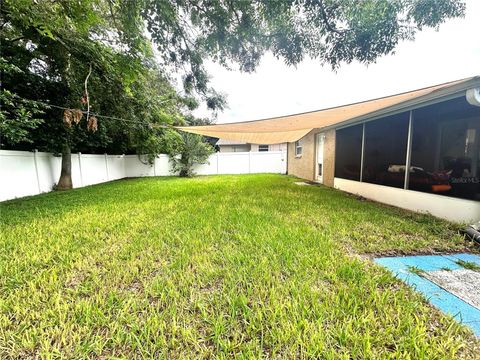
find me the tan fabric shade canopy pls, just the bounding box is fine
[177,77,474,144]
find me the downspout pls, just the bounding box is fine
[461,222,480,245]
[285,142,289,175]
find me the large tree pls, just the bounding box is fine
[1,0,466,188]
[1,0,196,189]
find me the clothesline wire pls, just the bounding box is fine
[12,95,176,129]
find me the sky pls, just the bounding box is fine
[193,0,480,124]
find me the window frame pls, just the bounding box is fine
[295,140,303,157]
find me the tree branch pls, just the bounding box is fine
[8,36,26,43]
[84,63,93,121]
[108,0,120,30]
[315,0,345,35]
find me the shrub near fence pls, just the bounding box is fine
[0,150,286,201]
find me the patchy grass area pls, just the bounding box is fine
[456,260,480,272]
[0,174,478,358]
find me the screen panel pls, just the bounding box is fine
[362,112,409,188]
[335,124,363,181]
[410,97,480,201]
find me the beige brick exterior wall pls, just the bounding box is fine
[287,129,336,187]
[287,131,316,182]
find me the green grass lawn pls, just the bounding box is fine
[0,174,478,359]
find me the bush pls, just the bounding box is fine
[165,130,214,177]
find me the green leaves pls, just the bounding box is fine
[166,130,215,177]
[0,93,45,144]
[143,0,466,78]
[33,23,56,40]
[406,0,466,30]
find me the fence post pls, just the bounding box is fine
[248,151,252,174]
[122,154,126,178]
[104,153,109,181]
[153,155,157,176]
[216,152,220,174]
[33,149,41,193]
[78,152,83,187]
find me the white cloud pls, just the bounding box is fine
[194,0,480,124]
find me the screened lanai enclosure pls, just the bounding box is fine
[335,96,480,201]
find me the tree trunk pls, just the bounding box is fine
[57,143,73,190]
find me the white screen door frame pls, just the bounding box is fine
[316,133,325,183]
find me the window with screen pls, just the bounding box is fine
[295,140,303,156]
[335,124,363,181]
[362,112,409,188]
[258,144,269,152]
[409,97,480,201]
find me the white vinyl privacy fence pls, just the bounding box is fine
[0,150,286,201]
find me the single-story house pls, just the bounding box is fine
[178,77,480,223]
[216,139,287,152]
